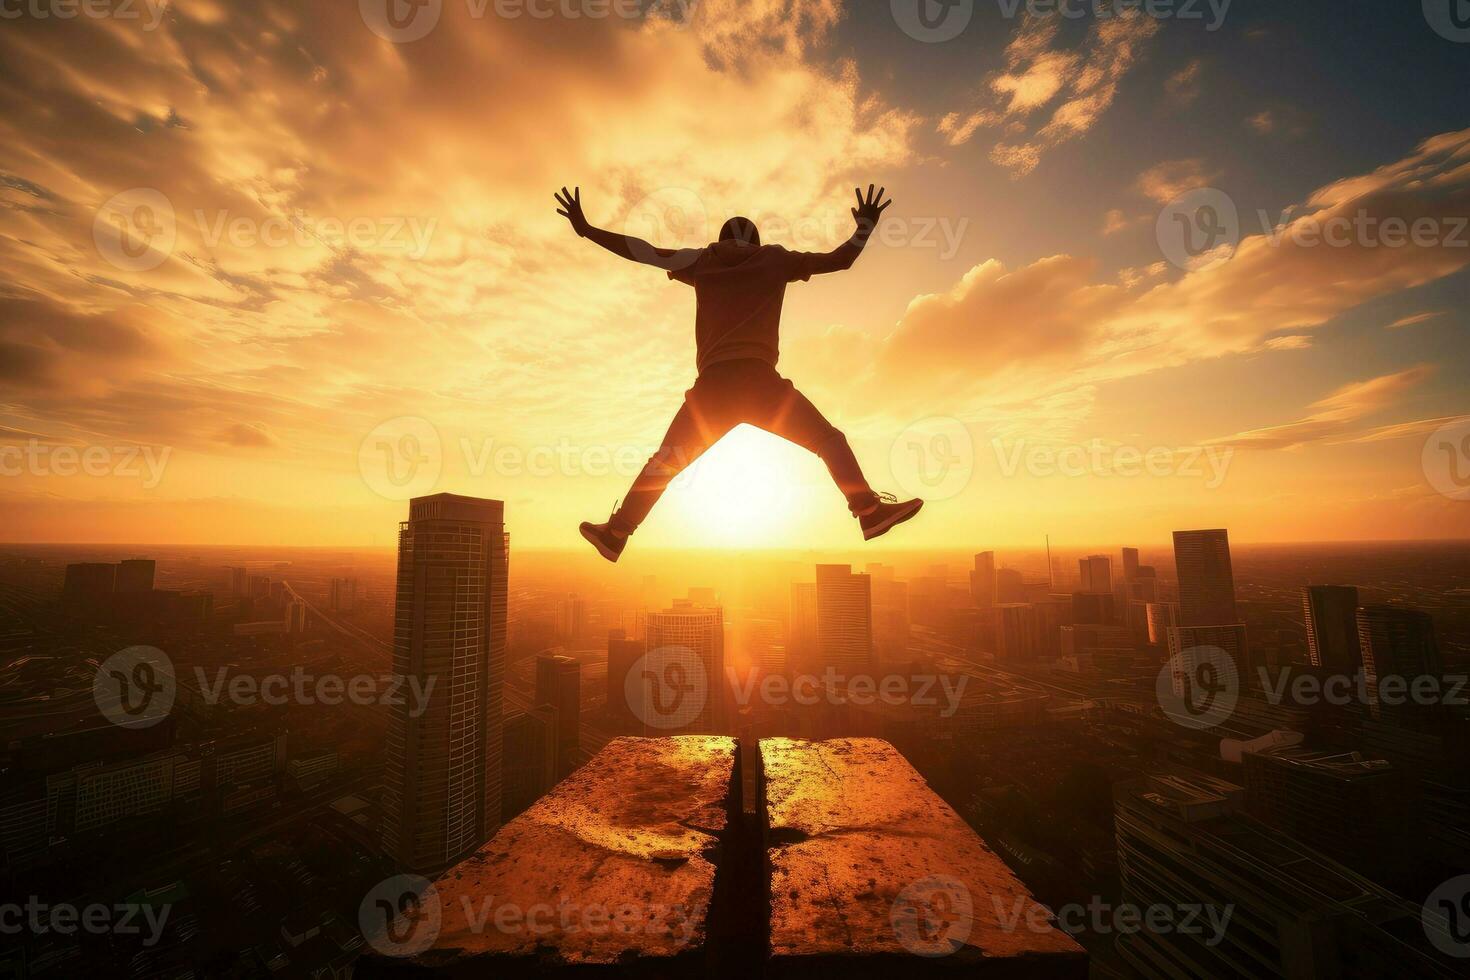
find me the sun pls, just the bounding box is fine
[661,425,833,547]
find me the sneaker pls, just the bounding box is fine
[579,519,628,563]
[858,493,923,541]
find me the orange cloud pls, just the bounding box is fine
[941,13,1161,176]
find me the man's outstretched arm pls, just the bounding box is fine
[804,185,894,275]
[555,186,700,272]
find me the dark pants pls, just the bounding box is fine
[612,359,876,533]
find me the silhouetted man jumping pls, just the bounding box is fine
[556,184,923,562]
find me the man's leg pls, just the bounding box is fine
[760,376,878,515]
[610,399,721,534]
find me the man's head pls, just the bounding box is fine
[719,216,761,246]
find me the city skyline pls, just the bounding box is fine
[4,507,1468,974]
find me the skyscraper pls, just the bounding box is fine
[329,577,359,612]
[1120,547,1139,585]
[63,562,115,601]
[501,705,557,821]
[114,558,155,593]
[606,631,648,735]
[1172,529,1238,627]
[1356,606,1441,722]
[970,551,996,607]
[789,582,818,676]
[229,566,248,598]
[535,652,581,779]
[866,564,910,662]
[1071,591,1116,626]
[815,564,873,669]
[994,603,1041,662]
[646,603,725,732]
[380,493,508,874]
[1302,585,1362,673]
[1115,772,1452,978]
[1078,554,1111,594]
[995,567,1026,604]
[1241,746,1407,886]
[559,593,587,642]
[1145,601,1180,648]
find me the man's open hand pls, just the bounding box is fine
[851,184,893,235]
[555,186,590,237]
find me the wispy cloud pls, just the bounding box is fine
[939,13,1161,175]
[1205,367,1434,450]
[1387,311,1445,329]
[1134,158,1221,204]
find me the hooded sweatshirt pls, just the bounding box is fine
[668,241,824,373]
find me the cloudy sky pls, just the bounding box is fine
[1,0,1467,549]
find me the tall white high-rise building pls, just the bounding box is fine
[815,564,873,669]
[789,582,819,676]
[380,493,508,873]
[646,602,725,733]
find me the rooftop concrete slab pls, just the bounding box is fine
[358,735,736,977]
[762,736,1087,977]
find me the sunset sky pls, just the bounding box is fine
[2,0,1468,549]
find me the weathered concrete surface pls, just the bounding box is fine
[359,735,736,977]
[762,737,1087,977]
